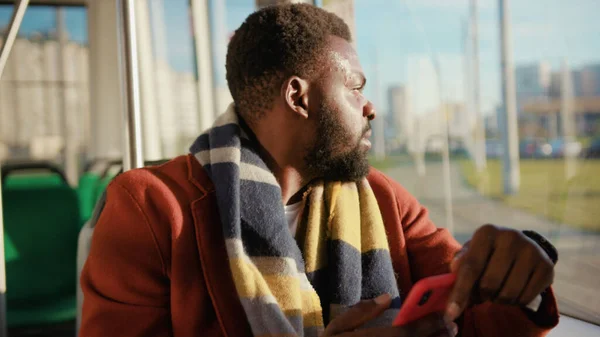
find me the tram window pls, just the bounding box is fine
[357,0,600,325]
[0,4,89,170]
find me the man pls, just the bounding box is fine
[80,4,558,337]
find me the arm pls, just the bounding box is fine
[79,179,172,337]
[391,177,559,337]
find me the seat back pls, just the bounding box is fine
[2,163,80,326]
[77,173,101,224]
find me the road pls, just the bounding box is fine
[383,162,600,324]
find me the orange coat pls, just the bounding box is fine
[80,155,559,336]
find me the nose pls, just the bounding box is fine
[363,100,376,121]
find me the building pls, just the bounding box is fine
[255,0,313,8]
[322,0,356,45]
[0,33,205,162]
[549,64,600,98]
[515,62,551,114]
[580,64,600,97]
[171,71,201,151]
[0,35,89,160]
[388,85,411,142]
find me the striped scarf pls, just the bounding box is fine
[190,104,400,336]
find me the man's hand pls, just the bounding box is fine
[322,294,458,337]
[446,224,555,321]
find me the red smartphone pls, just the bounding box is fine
[392,273,456,326]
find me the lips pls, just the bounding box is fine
[361,130,372,150]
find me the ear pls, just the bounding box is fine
[281,76,310,119]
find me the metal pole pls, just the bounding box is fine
[117,0,144,170]
[499,0,520,194]
[0,2,30,335]
[57,8,79,186]
[190,0,217,131]
[434,59,454,234]
[470,0,487,172]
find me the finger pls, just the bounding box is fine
[325,294,391,335]
[518,261,554,306]
[450,322,459,336]
[450,242,470,274]
[494,246,537,305]
[477,236,518,301]
[447,225,496,320]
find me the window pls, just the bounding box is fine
[356,0,600,324]
[0,4,88,183]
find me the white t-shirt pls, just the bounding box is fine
[285,200,304,237]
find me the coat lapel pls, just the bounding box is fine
[187,155,252,337]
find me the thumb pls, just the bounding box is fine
[451,244,469,274]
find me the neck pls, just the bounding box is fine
[243,118,312,206]
[256,141,313,205]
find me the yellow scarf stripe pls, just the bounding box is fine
[357,179,392,253]
[302,183,329,274]
[230,257,325,314]
[326,183,362,251]
[326,182,390,253]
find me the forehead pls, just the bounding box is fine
[322,36,363,78]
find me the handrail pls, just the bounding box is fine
[117,0,144,171]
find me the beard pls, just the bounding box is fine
[304,100,371,182]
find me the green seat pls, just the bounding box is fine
[77,173,101,224]
[3,183,80,327]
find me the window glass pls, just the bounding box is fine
[0,5,89,179]
[350,0,599,323]
[144,0,200,158]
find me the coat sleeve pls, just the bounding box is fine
[79,178,173,337]
[386,174,560,337]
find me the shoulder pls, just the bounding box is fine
[367,167,417,211]
[111,154,213,202]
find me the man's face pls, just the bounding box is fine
[304,36,375,182]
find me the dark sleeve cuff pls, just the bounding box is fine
[522,287,560,328]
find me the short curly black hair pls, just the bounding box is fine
[225,3,352,123]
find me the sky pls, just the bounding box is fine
[1,0,599,115]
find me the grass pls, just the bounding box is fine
[459,159,600,231]
[369,154,414,170]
